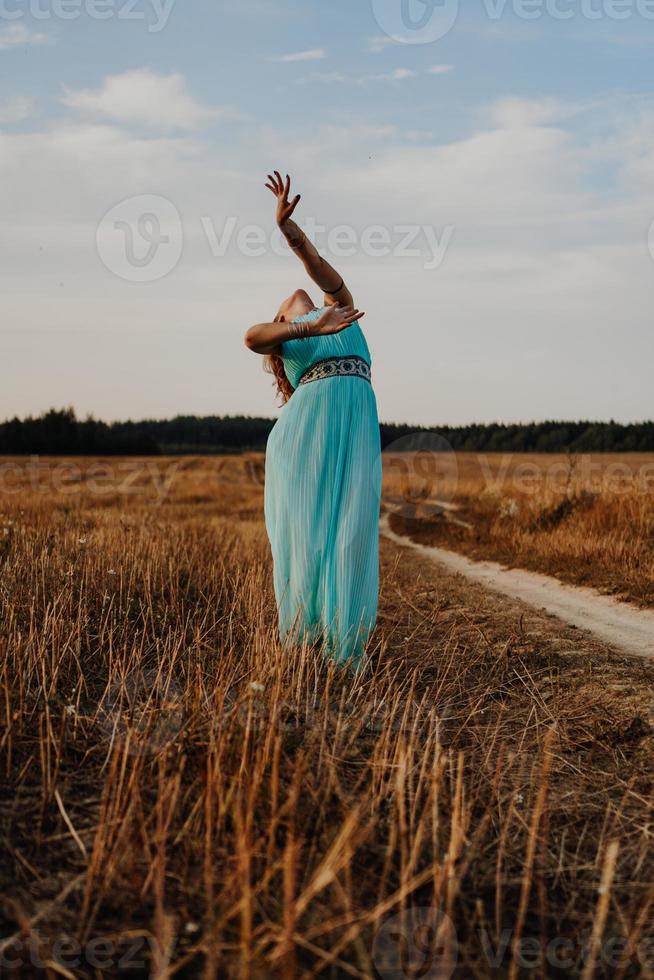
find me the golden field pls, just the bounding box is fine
[384,452,654,607]
[0,454,653,978]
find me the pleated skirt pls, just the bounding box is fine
[264,376,382,665]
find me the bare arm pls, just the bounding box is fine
[244,320,295,355]
[245,304,365,355]
[265,171,355,307]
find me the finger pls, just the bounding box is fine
[287,194,301,217]
[274,171,284,194]
[284,174,291,201]
[265,183,278,195]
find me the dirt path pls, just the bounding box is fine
[381,514,654,661]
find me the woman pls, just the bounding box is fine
[245,172,382,666]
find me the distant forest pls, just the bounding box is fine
[1,409,653,455]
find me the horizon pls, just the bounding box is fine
[3,405,653,430]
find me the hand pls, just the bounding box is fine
[311,304,365,336]
[265,171,301,228]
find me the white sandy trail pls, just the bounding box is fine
[380,514,654,661]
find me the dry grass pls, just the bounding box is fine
[0,455,653,978]
[384,452,654,607]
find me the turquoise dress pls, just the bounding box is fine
[264,307,382,665]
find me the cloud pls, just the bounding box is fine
[319,123,397,141]
[365,36,399,53]
[490,97,580,128]
[295,71,346,86]
[301,64,450,86]
[297,67,416,85]
[360,68,416,83]
[61,69,223,132]
[275,48,326,63]
[404,129,436,141]
[0,24,53,49]
[317,124,583,226]
[0,96,35,124]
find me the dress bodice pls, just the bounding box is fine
[280,306,372,388]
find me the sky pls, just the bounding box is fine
[1,0,653,426]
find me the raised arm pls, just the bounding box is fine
[265,171,355,307]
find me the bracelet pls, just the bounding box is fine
[289,321,309,339]
[322,277,345,295]
[288,319,311,340]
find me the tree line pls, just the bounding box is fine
[0,408,652,455]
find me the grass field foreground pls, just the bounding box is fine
[0,455,652,978]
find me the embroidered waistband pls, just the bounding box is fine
[298,355,371,387]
